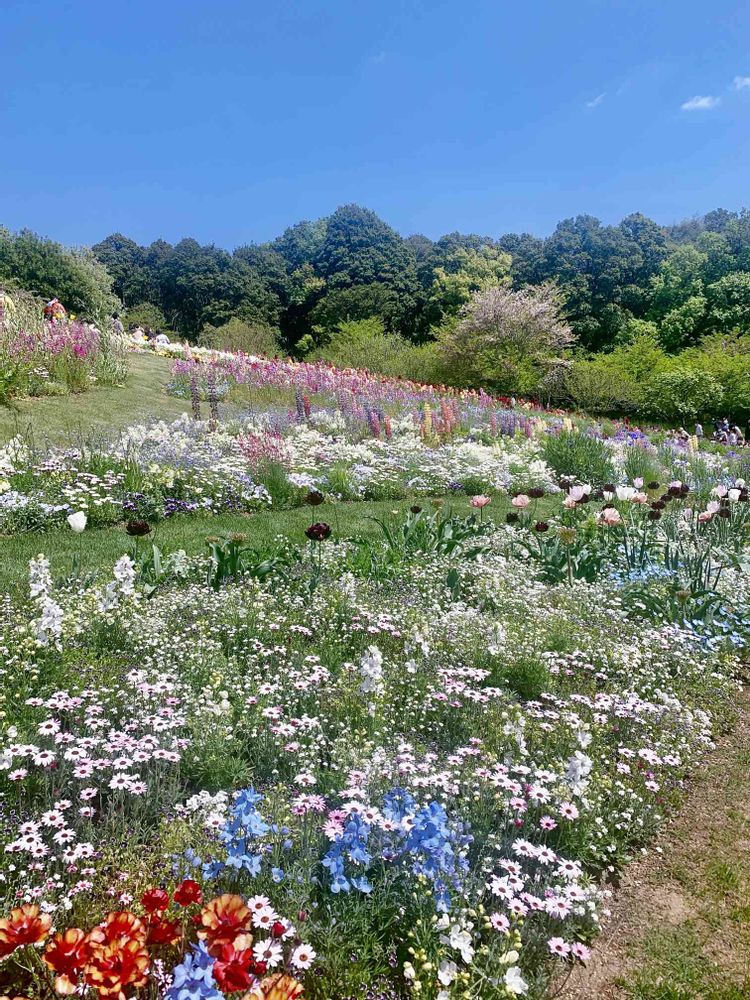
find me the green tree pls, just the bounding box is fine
[426,244,511,323]
[0,227,119,320]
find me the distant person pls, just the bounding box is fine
[111,312,124,337]
[43,297,66,322]
[154,330,171,345]
[695,422,704,440]
[145,327,157,341]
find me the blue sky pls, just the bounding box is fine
[2,0,749,248]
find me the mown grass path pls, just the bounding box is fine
[0,354,194,443]
[557,689,750,1000]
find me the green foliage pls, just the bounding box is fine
[644,369,724,422]
[426,244,511,323]
[0,227,119,322]
[199,316,280,356]
[309,317,447,383]
[566,357,642,414]
[542,430,617,486]
[124,301,171,333]
[4,202,750,381]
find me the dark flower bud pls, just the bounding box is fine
[603,483,616,493]
[647,510,661,521]
[534,521,549,532]
[410,505,422,514]
[528,487,545,499]
[647,481,660,491]
[506,511,519,524]
[125,519,151,537]
[718,508,731,519]
[305,490,324,506]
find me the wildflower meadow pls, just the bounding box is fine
[0,344,749,1000]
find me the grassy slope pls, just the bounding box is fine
[0,354,194,444]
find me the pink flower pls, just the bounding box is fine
[597,508,622,527]
[571,942,591,962]
[470,495,492,509]
[548,937,571,957]
[511,494,530,509]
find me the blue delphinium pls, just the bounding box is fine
[166,942,222,1000]
[322,813,372,894]
[321,791,471,911]
[404,801,472,912]
[201,786,270,880]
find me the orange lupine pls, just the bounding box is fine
[197,894,252,954]
[0,904,52,959]
[43,927,87,995]
[82,938,150,998]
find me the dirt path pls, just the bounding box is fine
[555,690,750,1000]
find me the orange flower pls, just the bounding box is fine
[244,974,305,1000]
[0,904,52,959]
[85,911,147,954]
[43,927,86,995]
[197,894,252,954]
[82,938,149,998]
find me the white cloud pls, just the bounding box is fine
[586,92,606,109]
[680,95,721,111]
[733,75,750,90]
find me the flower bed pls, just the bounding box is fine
[0,473,747,997]
[0,292,128,402]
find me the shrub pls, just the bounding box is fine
[436,283,575,395]
[311,318,450,385]
[125,302,172,335]
[644,369,724,422]
[567,358,642,414]
[198,316,280,356]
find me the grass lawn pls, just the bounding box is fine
[0,354,196,444]
[0,494,518,590]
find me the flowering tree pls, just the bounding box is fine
[437,283,576,395]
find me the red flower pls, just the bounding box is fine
[43,928,86,995]
[140,888,170,914]
[146,915,182,948]
[212,943,256,993]
[0,904,52,959]
[197,894,252,954]
[173,879,203,907]
[270,921,286,939]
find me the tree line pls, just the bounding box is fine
[2,204,749,352]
